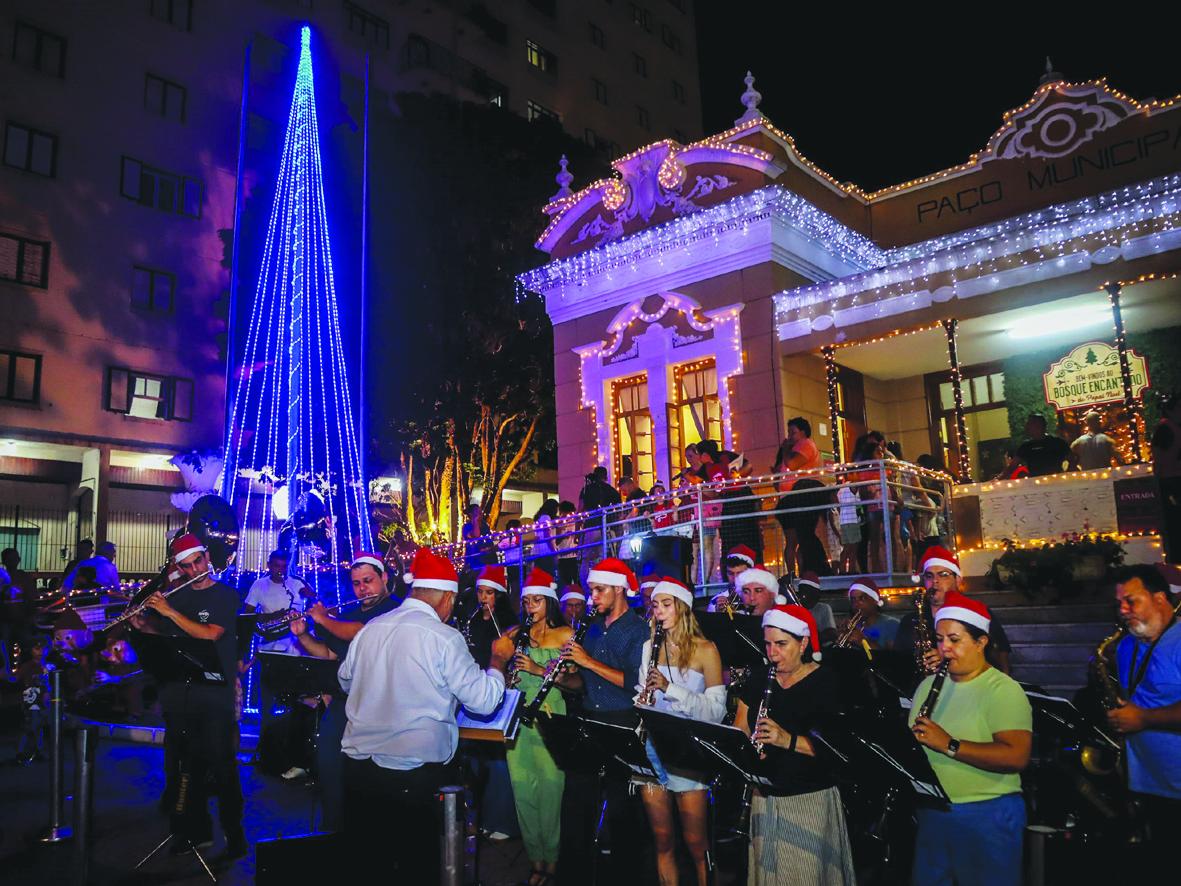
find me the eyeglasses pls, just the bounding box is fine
[922,571,956,581]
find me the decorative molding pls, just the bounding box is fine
[573,293,745,485]
[985,82,1138,161]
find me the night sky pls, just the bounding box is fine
[693,15,1181,193]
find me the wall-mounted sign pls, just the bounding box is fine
[1042,341,1150,411]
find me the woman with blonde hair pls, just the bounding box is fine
[635,576,726,885]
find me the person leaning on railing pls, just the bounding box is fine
[772,418,826,576]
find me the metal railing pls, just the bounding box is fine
[434,459,955,593]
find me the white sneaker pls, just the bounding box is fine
[281,766,308,780]
[486,831,511,841]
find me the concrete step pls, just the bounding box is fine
[1005,621,1113,643]
[1009,642,1097,664]
[980,603,1114,625]
[1012,661,1090,686]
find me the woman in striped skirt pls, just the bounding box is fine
[735,604,856,885]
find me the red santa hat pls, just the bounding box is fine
[651,576,694,608]
[404,547,458,593]
[351,552,386,574]
[587,558,639,595]
[762,604,822,660]
[522,566,559,601]
[560,586,587,605]
[476,565,508,594]
[916,546,961,580]
[1155,562,1181,595]
[934,590,991,633]
[725,544,757,568]
[736,565,777,595]
[848,578,883,607]
[170,533,206,564]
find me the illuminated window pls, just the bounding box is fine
[668,360,721,479]
[526,40,557,74]
[926,364,1007,481]
[107,368,193,421]
[613,374,655,489]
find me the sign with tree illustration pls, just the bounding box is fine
[1042,341,1150,410]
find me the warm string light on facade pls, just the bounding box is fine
[954,462,1153,495]
[942,318,973,482]
[1104,282,1145,462]
[821,345,842,464]
[960,530,1160,555]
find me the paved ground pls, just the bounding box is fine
[0,728,534,886]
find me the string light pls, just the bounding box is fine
[822,345,842,463]
[941,319,973,482]
[221,24,373,596]
[1105,282,1145,462]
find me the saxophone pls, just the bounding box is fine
[913,587,937,675]
[1081,623,1127,775]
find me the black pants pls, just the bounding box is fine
[316,697,348,830]
[162,706,243,842]
[342,755,458,882]
[559,768,647,885]
[1159,476,1181,562]
[1134,791,1181,870]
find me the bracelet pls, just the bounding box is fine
[788,733,798,753]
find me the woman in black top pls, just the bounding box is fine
[735,605,855,886]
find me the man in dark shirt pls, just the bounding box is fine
[559,557,648,885]
[135,533,244,858]
[1016,413,1075,477]
[290,553,398,830]
[579,467,623,512]
[895,546,1011,685]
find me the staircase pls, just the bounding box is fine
[831,583,1117,699]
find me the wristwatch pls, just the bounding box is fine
[946,738,961,758]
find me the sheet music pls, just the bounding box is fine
[458,688,523,740]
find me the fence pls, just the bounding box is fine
[434,459,955,594]
[0,505,180,583]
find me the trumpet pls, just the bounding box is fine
[835,610,866,647]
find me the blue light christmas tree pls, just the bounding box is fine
[222,26,372,584]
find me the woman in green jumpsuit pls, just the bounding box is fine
[494,567,574,886]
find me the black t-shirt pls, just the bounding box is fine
[741,665,839,796]
[1017,435,1071,476]
[322,594,398,660]
[150,580,240,713]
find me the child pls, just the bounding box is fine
[16,637,49,764]
[834,481,862,575]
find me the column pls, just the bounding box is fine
[942,319,972,482]
[1105,283,1143,463]
[822,345,842,464]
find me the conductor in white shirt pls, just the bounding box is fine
[338,547,509,880]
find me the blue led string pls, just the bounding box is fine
[224,25,374,704]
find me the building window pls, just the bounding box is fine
[0,350,41,404]
[131,266,175,313]
[120,156,202,218]
[661,24,682,53]
[0,231,50,288]
[589,22,605,48]
[593,78,609,105]
[466,6,508,45]
[636,105,650,130]
[345,2,391,49]
[107,368,193,421]
[526,40,557,75]
[633,53,647,78]
[12,21,67,78]
[144,73,187,122]
[149,0,192,31]
[667,360,721,480]
[925,364,1007,482]
[3,122,57,177]
[613,374,655,489]
[671,79,686,103]
[526,100,560,124]
[630,4,653,31]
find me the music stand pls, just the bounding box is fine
[808,709,949,806]
[537,713,657,780]
[639,708,774,787]
[696,612,765,671]
[822,647,911,712]
[258,651,341,697]
[1021,687,1120,755]
[126,631,229,882]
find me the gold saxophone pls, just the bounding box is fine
[1081,621,1128,775]
[913,587,937,674]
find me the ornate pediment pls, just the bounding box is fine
[981,80,1141,162]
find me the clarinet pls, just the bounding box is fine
[520,615,592,726]
[916,659,950,720]
[752,663,778,755]
[506,615,534,689]
[637,621,666,707]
